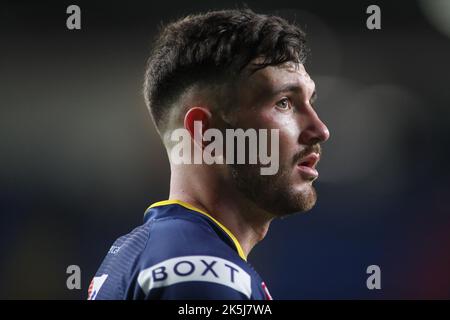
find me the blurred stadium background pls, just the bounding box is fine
[0,0,449,299]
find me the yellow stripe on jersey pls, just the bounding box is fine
[147,199,247,261]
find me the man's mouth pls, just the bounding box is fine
[296,152,320,180]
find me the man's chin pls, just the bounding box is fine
[230,165,318,217]
[264,183,317,218]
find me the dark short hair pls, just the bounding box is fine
[143,9,308,132]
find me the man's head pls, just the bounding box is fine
[144,9,330,217]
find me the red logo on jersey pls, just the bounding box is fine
[261,282,273,300]
[87,279,94,299]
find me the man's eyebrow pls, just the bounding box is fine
[270,83,303,96]
[270,83,317,103]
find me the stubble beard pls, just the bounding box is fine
[229,160,318,218]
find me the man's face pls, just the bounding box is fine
[226,62,330,217]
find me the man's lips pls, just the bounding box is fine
[296,152,320,179]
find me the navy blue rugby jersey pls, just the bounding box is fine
[88,200,273,300]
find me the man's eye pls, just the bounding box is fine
[275,98,292,111]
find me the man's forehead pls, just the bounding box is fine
[276,61,307,73]
[241,61,314,92]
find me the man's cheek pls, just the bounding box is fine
[277,131,296,160]
[259,129,279,176]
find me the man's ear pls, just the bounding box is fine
[184,107,212,146]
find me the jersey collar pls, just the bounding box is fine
[145,199,247,261]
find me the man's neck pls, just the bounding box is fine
[169,165,274,259]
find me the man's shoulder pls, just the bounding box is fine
[90,204,265,300]
[134,215,255,299]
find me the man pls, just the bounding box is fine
[89,9,329,300]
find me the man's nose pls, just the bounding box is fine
[298,108,330,145]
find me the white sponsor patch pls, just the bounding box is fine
[87,274,108,300]
[137,255,252,298]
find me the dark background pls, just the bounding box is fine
[1,0,449,299]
